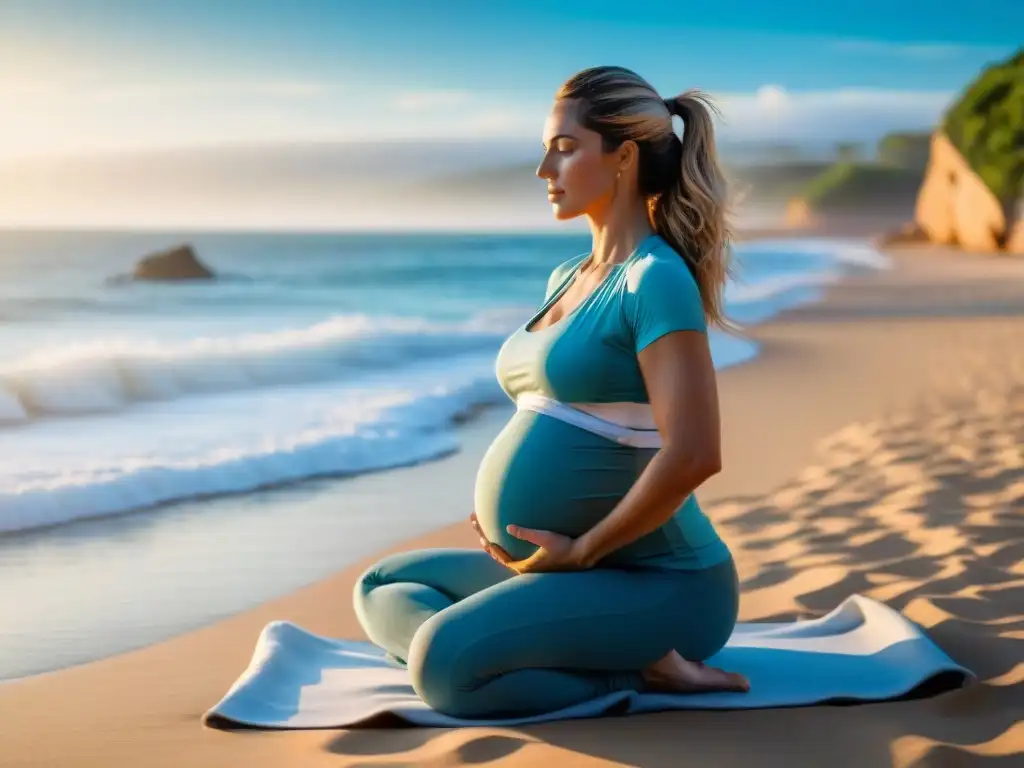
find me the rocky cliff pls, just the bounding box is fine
[912,49,1023,253]
[914,131,1016,252]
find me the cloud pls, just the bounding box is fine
[0,83,957,229]
[0,76,344,159]
[390,85,954,146]
[828,38,1004,60]
[392,90,472,111]
[0,76,335,103]
[140,79,335,98]
[462,107,546,137]
[0,74,956,162]
[713,86,954,144]
[751,84,788,112]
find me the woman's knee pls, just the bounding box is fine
[352,550,422,607]
[673,559,741,662]
[407,612,481,718]
[352,552,406,632]
[355,550,416,591]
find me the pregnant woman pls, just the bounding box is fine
[354,65,749,719]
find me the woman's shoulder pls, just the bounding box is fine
[624,236,698,291]
[621,235,708,337]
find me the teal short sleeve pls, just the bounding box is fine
[625,255,707,353]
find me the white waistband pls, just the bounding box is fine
[515,392,662,448]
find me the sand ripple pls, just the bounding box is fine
[712,379,1023,766]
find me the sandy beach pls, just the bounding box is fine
[1,242,1022,768]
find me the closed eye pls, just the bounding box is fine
[542,134,577,153]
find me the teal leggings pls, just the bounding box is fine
[353,548,739,719]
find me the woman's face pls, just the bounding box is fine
[536,99,622,221]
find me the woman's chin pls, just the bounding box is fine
[550,203,581,221]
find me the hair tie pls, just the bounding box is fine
[664,97,684,142]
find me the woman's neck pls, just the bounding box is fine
[586,204,655,267]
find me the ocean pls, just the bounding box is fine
[0,230,889,537]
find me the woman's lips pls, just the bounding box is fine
[547,190,565,201]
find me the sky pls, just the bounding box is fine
[0,0,1019,228]
[1,0,1020,158]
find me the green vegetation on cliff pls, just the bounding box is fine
[943,49,1023,203]
[727,161,833,201]
[761,131,931,214]
[798,161,924,212]
[876,131,931,170]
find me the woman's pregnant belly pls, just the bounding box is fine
[473,410,658,563]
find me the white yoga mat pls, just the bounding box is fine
[203,594,972,729]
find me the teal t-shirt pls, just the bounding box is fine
[492,232,730,570]
[497,232,708,404]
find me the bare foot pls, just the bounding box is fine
[642,650,750,694]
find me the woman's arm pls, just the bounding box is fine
[572,329,722,568]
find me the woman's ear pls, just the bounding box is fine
[618,139,639,176]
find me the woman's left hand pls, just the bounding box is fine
[469,513,589,574]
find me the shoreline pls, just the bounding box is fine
[0,402,515,682]
[1,240,1022,767]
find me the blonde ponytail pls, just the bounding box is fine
[655,90,734,329]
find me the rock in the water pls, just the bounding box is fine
[132,244,215,281]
